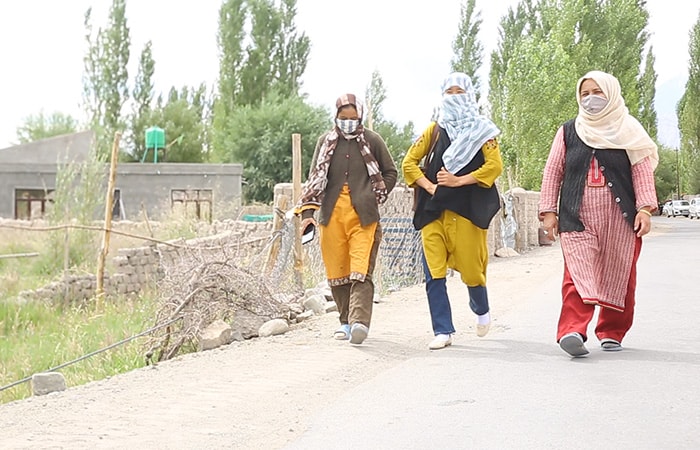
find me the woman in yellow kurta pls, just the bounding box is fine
[402,72,503,350]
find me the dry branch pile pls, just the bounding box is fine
[146,242,297,362]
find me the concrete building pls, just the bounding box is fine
[0,131,243,220]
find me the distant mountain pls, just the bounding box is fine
[655,75,686,149]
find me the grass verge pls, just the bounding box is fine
[0,294,158,405]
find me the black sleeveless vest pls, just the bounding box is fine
[412,126,501,230]
[559,120,636,232]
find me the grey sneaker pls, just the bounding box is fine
[559,332,589,357]
[349,323,369,345]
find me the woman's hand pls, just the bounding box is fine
[436,167,460,187]
[437,167,477,187]
[541,212,558,241]
[300,217,317,233]
[634,210,652,237]
[416,176,437,196]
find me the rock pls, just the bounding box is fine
[258,319,289,337]
[495,247,520,258]
[323,301,338,313]
[295,310,314,323]
[231,310,268,339]
[198,319,233,351]
[303,294,326,315]
[31,372,66,396]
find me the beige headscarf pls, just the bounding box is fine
[574,70,658,170]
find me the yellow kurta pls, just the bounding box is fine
[402,122,503,286]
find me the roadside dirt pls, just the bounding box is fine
[0,241,579,449]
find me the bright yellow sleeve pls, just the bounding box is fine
[402,122,437,187]
[471,139,503,188]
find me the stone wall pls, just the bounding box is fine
[16,220,274,303]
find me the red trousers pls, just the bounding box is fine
[556,237,642,343]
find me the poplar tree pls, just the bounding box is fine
[81,0,131,156]
[364,70,415,165]
[638,47,658,140]
[212,0,310,160]
[678,12,700,195]
[489,0,652,190]
[451,0,484,100]
[129,41,156,160]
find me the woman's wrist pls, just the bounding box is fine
[637,208,652,217]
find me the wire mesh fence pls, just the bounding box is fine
[255,209,424,297]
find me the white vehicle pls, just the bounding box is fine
[662,201,672,217]
[666,200,690,217]
[689,198,700,219]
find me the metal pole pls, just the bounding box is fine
[677,148,681,199]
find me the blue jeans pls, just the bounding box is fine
[423,256,490,335]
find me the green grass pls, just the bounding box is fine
[0,294,158,405]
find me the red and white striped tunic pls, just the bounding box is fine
[539,127,657,310]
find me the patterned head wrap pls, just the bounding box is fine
[296,94,388,212]
[437,72,500,173]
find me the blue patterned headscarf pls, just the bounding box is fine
[437,72,500,173]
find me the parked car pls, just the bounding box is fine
[689,198,700,219]
[662,201,673,217]
[666,199,690,217]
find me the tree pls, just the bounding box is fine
[15,111,79,144]
[128,85,210,164]
[489,0,652,190]
[451,0,485,100]
[81,0,131,157]
[212,0,310,158]
[364,70,415,170]
[654,146,681,202]
[129,40,156,160]
[365,70,387,130]
[678,12,700,195]
[638,47,658,140]
[213,93,330,203]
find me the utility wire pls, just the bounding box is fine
[0,316,182,393]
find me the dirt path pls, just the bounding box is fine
[0,242,566,449]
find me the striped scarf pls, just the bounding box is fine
[437,72,500,173]
[298,124,388,209]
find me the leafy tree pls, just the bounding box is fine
[654,146,681,202]
[678,12,700,195]
[212,0,310,158]
[213,93,330,203]
[128,40,156,160]
[364,70,414,172]
[576,0,649,114]
[451,0,485,100]
[15,111,79,144]
[81,0,131,157]
[365,70,387,130]
[132,85,209,163]
[489,0,652,189]
[638,47,658,140]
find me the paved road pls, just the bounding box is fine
[286,216,700,450]
[0,217,697,449]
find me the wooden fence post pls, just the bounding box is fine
[96,132,122,300]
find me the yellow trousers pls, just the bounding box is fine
[421,209,488,286]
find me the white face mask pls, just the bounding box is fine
[335,118,360,135]
[581,94,608,114]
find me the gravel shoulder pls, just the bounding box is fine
[1,241,580,449]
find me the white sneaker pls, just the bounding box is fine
[476,312,491,337]
[428,334,453,350]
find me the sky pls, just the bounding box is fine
[0,0,698,150]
